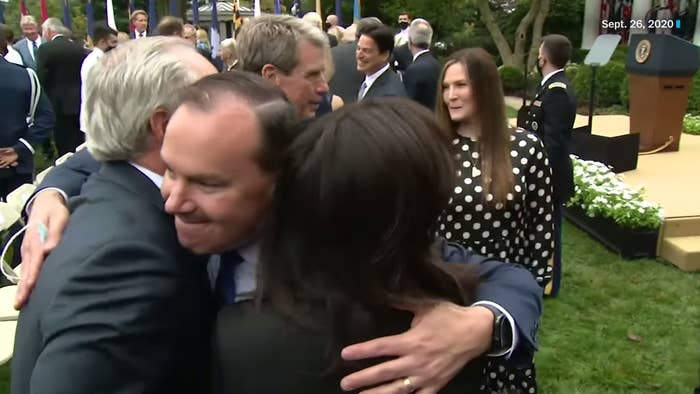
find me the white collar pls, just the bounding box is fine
[91,47,104,56]
[236,241,260,265]
[413,49,430,61]
[540,68,565,86]
[364,63,390,85]
[129,162,164,189]
[51,34,65,41]
[135,30,147,38]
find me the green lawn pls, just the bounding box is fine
[0,220,697,393]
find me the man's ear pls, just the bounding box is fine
[148,108,170,146]
[261,64,280,83]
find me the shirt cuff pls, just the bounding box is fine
[472,300,518,359]
[18,138,35,155]
[24,187,68,216]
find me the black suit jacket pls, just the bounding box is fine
[12,162,214,394]
[524,71,577,203]
[392,43,413,72]
[36,35,87,116]
[0,58,53,175]
[360,67,407,100]
[403,51,441,110]
[329,41,364,104]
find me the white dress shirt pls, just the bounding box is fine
[412,49,430,62]
[134,30,147,39]
[80,47,105,133]
[4,46,24,66]
[540,68,565,87]
[25,37,42,62]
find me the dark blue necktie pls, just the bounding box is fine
[215,251,244,306]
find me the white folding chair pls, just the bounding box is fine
[34,166,53,185]
[0,320,17,365]
[0,202,21,233]
[0,285,18,365]
[6,183,37,214]
[54,152,74,166]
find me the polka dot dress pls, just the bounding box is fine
[436,128,554,285]
[436,128,554,394]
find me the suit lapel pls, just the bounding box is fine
[365,68,388,99]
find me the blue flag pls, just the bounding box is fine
[335,0,343,25]
[169,0,177,16]
[148,0,157,34]
[62,0,72,29]
[274,0,281,14]
[192,0,199,25]
[353,0,360,21]
[210,0,220,58]
[86,0,95,36]
[0,3,5,24]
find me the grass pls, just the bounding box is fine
[0,221,697,392]
[507,106,519,119]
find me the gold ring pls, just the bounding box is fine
[402,377,416,393]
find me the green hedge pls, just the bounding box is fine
[498,66,526,91]
[572,61,627,107]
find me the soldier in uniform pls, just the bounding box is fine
[524,34,577,297]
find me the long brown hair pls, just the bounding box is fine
[435,48,514,202]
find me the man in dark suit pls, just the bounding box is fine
[13,15,43,70]
[524,34,577,297]
[356,24,406,101]
[329,17,382,104]
[403,18,441,109]
[11,37,218,394]
[0,27,53,198]
[36,18,86,156]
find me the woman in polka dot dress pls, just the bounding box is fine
[435,48,554,394]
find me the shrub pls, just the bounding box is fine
[683,114,700,135]
[619,74,629,109]
[498,65,525,92]
[572,61,626,107]
[686,71,700,115]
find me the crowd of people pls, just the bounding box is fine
[0,7,579,394]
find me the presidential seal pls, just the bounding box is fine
[635,39,651,64]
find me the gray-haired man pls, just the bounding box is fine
[12,37,218,394]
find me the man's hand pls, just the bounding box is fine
[0,148,19,168]
[15,190,70,309]
[340,302,494,393]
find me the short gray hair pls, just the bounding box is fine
[237,14,328,75]
[41,17,64,33]
[355,17,382,40]
[408,18,432,49]
[86,37,201,161]
[20,15,38,27]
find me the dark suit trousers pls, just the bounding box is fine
[1,172,33,200]
[55,114,83,156]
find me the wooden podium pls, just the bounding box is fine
[626,35,699,152]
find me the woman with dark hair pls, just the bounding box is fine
[213,98,486,393]
[434,48,555,393]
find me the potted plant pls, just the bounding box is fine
[564,156,663,258]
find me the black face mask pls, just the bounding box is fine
[105,44,117,53]
[398,21,409,30]
[536,57,544,76]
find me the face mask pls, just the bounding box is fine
[399,21,409,30]
[536,57,544,76]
